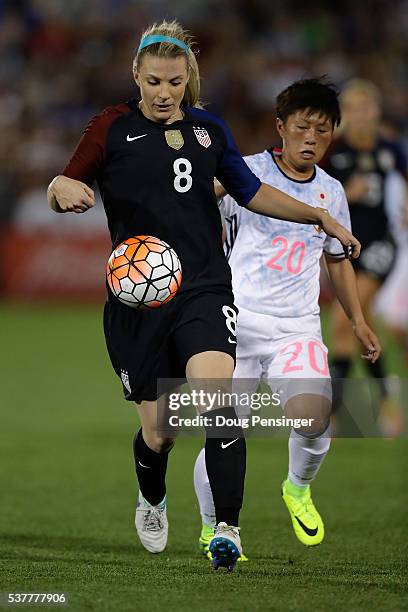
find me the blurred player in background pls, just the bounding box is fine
[47,22,359,572]
[324,79,407,436]
[194,78,380,558]
[375,204,408,369]
[374,116,408,372]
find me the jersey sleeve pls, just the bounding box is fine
[62,103,129,186]
[215,121,261,207]
[323,182,352,259]
[219,195,243,259]
[219,152,266,217]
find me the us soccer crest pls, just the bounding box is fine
[193,126,211,148]
[165,130,184,150]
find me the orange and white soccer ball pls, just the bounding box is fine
[107,236,182,309]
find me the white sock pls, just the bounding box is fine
[193,447,216,527]
[288,427,331,487]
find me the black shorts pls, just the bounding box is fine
[103,288,238,403]
[353,238,396,283]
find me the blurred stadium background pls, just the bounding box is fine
[0,0,407,303]
[0,2,407,610]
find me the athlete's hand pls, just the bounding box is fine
[214,179,227,199]
[319,212,361,259]
[353,320,381,363]
[48,175,95,213]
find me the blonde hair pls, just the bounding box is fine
[340,78,382,107]
[133,20,202,108]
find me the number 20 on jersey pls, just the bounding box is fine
[267,236,306,274]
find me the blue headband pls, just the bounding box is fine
[138,35,189,53]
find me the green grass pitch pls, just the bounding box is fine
[0,305,407,611]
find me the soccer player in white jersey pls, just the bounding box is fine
[193,78,381,558]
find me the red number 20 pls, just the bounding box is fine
[267,236,306,274]
[279,340,328,376]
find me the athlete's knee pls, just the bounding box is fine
[186,350,234,380]
[285,393,331,435]
[142,431,176,454]
[295,420,331,438]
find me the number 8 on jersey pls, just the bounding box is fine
[174,158,192,193]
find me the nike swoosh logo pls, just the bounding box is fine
[221,438,239,449]
[294,515,318,536]
[228,337,237,344]
[138,461,151,468]
[127,134,148,141]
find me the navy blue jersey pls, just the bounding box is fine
[324,137,407,247]
[62,100,261,293]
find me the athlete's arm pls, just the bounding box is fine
[248,183,361,258]
[214,179,227,199]
[48,112,102,214]
[48,105,128,214]
[324,255,381,362]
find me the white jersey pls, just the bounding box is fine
[222,150,351,318]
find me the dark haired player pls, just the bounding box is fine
[324,79,406,436]
[194,78,381,557]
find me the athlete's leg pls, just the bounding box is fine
[375,244,408,368]
[187,350,244,569]
[349,272,403,435]
[266,330,331,546]
[284,392,331,487]
[193,346,261,524]
[354,272,387,391]
[193,348,260,561]
[134,397,176,505]
[193,447,249,562]
[187,351,245,526]
[194,447,216,528]
[329,271,380,416]
[356,272,405,436]
[279,390,331,547]
[331,270,387,390]
[133,396,177,554]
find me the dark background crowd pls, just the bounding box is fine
[0,0,407,225]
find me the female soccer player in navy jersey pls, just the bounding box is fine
[47,20,359,571]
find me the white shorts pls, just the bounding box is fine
[233,306,332,406]
[375,244,408,329]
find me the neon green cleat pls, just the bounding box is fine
[281,479,324,546]
[199,524,214,559]
[199,524,248,561]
